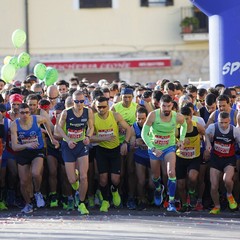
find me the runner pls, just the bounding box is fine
[57,90,94,215]
[142,94,187,212]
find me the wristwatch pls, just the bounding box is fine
[151,147,156,152]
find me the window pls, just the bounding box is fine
[79,0,112,8]
[141,0,174,7]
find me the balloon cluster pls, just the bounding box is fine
[34,64,58,86]
[1,29,58,86]
[1,29,30,83]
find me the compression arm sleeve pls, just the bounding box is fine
[179,119,187,141]
[141,124,154,149]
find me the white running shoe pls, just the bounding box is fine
[21,203,33,214]
[34,192,45,208]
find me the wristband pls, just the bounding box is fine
[123,140,129,144]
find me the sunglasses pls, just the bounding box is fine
[35,91,43,95]
[20,111,30,115]
[73,100,85,104]
[97,106,107,109]
[0,110,6,113]
[232,95,237,99]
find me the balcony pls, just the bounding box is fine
[180,6,209,42]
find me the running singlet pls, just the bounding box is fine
[133,122,149,159]
[176,120,200,159]
[213,123,235,157]
[16,115,44,149]
[94,111,119,149]
[114,101,137,143]
[64,107,88,143]
[151,110,177,151]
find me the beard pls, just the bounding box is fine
[163,111,171,116]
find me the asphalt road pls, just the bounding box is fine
[0,207,240,240]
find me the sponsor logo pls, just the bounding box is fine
[222,61,240,76]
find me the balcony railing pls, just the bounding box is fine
[180,6,209,41]
[180,6,208,34]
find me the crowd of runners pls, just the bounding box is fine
[0,75,240,215]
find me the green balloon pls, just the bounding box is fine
[18,52,30,68]
[12,29,26,48]
[45,67,58,86]
[1,64,16,83]
[9,56,19,69]
[34,63,47,80]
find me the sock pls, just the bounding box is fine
[152,177,161,191]
[99,185,109,201]
[168,177,176,202]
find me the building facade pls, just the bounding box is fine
[0,0,209,86]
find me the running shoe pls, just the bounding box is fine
[21,203,33,214]
[179,204,191,213]
[61,195,68,210]
[194,201,204,211]
[0,201,8,210]
[78,203,89,215]
[100,200,110,212]
[71,169,80,191]
[74,191,80,208]
[137,201,147,211]
[209,207,220,214]
[175,199,181,211]
[127,198,136,210]
[67,196,75,211]
[34,192,45,208]
[227,195,238,210]
[111,188,121,207]
[95,189,103,206]
[49,193,58,208]
[88,196,95,208]
[154,185,164,206]
[167,201,177,212]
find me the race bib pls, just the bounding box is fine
[98,129,114,138]
[180,147,196,158]
[20,136,39,145]
[214,141,231,154]
[67,128,83,139]
[154,135,170,146]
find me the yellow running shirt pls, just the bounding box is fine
[94,111,119,149]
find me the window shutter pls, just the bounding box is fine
[165,0,174,6]
[79,0,112,8]
[141,0,149,7]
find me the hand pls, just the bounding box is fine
[83,136,90,145]
[177,140,184,150]
[153,149,163,158]
[41,128,48,134]
[184,138,190,145]
[26,142,39,149]
[136,138,144,146]
[120,143,128,156]
[68,140,77,149]
[205,144,212,153]
[51,138,60,149]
